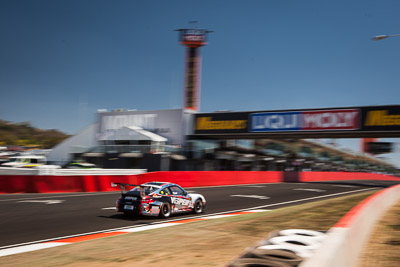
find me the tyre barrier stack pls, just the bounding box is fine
[228,229,327,267]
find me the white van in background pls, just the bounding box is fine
[1,155,47,168]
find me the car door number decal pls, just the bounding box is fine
[171,197,191,206]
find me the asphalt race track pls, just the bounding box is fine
[0,180,398,249]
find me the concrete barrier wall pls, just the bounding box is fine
[300,171,398,182]
[0,171,282,193]
[300,184,400,267]
[0,167,146,176]
[131,171,282,188]
[1,171,399,194]
[1,175,116,193]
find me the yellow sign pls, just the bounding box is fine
[195,117,247,130]
[365,110,400,126]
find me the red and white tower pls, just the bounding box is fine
[176,26,212,111]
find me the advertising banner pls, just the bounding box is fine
[192,105,400,137]
[361,106,400,131]
[194,112,249,134]
[250,109,360,132]
[251,112,300,132]
[302,109,360,130]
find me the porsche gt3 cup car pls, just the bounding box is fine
[112,181,206,218]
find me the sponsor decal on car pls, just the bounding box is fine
[171,197,192,206]
[150,206,160,215]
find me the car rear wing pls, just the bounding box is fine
[111,182,145,196]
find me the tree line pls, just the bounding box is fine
[0,120,70,149]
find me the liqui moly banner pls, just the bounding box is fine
[250,109,360,132]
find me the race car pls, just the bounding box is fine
[112,181,206,218]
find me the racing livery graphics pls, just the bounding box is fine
[113,182,206,218]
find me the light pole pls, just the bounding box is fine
[372,34,400,41]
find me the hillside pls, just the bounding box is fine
[0,120,70,149]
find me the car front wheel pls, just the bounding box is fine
[193,199,204,214]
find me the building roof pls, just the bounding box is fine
[98,126,167,142]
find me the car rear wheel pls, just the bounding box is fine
[159,202,171,218]
[193,199,204,214]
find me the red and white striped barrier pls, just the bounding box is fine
[299,184,400,267]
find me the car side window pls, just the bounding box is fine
[160,187,171,195]
[169,186,184,196]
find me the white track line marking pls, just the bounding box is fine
[101,207,116,210]
[331,185,357,188]
[121,223,181,232]
[240,188,377,211]
[203,214,238,219]
[293,188,326,193]
[231,195,270,200]
[0,242,69,257]
[249,209,271,213]
[18,200,65,204]
[239,185,267,188]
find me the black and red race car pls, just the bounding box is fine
[113,181,206,218]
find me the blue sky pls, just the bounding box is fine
[1,0,399,166]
